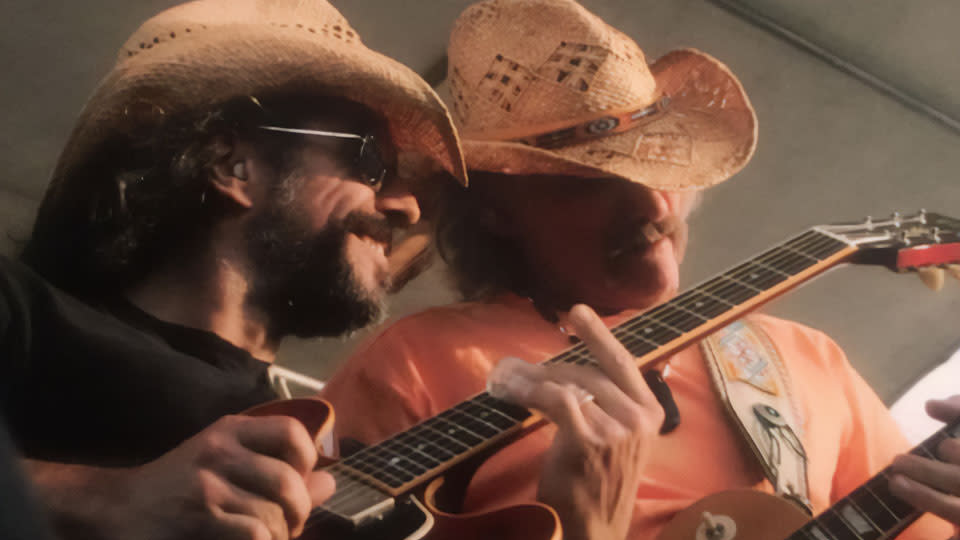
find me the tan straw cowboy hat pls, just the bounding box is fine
[447,0,757,190]
[44,0,467,209]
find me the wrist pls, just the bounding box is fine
[25,459,134,540]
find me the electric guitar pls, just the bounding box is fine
[252,210,960,540]
[656,416,960,540]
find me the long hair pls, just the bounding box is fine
[21,93,369,299]
[434,170,532,301]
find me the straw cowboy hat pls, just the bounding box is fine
[43,0,467,213]
[447,0,757,190]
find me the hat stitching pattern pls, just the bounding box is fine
[476,54,538,114]
[128,25,209,57]
[125,20,356,59]
[536,41,610,93]
[449,66,474,125]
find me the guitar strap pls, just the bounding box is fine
[700,319,813,513]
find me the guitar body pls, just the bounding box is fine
[244,399,561,540]
[657,490,809,540]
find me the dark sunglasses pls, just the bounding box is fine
[259,125,388,189]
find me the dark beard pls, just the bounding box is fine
[244,199,387,340]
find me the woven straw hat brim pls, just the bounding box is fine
[47,19,467,206]
[461,49,757,191]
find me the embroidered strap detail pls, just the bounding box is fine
[700,320,812,513]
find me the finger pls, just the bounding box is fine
[210,509,272,540]
[219,450,312,537]
[890,454,960,496]
[568,304,655,406]
[939,438,960,465]
[889,473,960,525]
[579,399,626,444]
[926,396,960,424]
[503,377,592,440]
[217,481,289,540]
[306,470,336,506]
[235,416,319,476]
[535,362,655,432]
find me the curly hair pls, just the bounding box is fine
[22,93,370,299]
[433,170,533,301]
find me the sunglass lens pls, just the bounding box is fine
[357,136,387,188]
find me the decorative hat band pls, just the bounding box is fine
[468,96,671,150]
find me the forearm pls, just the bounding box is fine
[24,458,132,540]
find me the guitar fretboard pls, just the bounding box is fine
[788,419,960,540]
[314,227,854,526]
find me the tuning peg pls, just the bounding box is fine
[947,264,960,281]
[918,267,946,291]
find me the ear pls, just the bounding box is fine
[210,152,254,209]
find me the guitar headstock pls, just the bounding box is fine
[818,210,960,291]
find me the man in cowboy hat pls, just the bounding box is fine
[0,0,476,539]
[320,1,957,539]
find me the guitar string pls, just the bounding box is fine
[316,230,850,520]
[327,229,845,498]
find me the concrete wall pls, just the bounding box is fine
[2,0,958,403]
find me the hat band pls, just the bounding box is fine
[510,96,670,150]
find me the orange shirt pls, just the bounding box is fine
[321,294,949,539]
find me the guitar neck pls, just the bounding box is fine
[788,418,960,540]
[317,227,858,525]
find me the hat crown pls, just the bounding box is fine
[120,0,359,61]
[448,0,657,138]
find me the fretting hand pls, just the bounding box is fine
[488,304,663,540]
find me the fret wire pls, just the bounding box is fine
[782,243,822,262]
[842,499,883,538]
[793,231,850,260]
[914,445,936,459]
[315,228,857,529]
[347,422,468,477]
[366,441,432,475]
[342,439,425,479]
[671,301,711,320]
[383,437,446,468]
[844,491,897,533]
[344,455,411,487]
[391,427,458,460]
[428,416,485,445]
[804,520,840,540]
[456,399,520,430]
[613,325,662,348]
[445,408,504,437]
[858,482,902,526]
[474,392,532,421]
[826,506,869,539]
[867,472,915,519]
[721,274,764,293]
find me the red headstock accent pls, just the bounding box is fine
[896,242,960,270]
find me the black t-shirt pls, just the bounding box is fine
[0,256,278,466]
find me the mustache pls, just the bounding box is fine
[605,216,684,259]
[339,212,394,246]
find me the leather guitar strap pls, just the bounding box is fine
[700,319,812,513]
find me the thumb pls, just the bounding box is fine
[306,470,336,507]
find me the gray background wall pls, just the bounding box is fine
[2,1,958,403]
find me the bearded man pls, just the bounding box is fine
[321,1,959,539]
[0,0,469,539]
